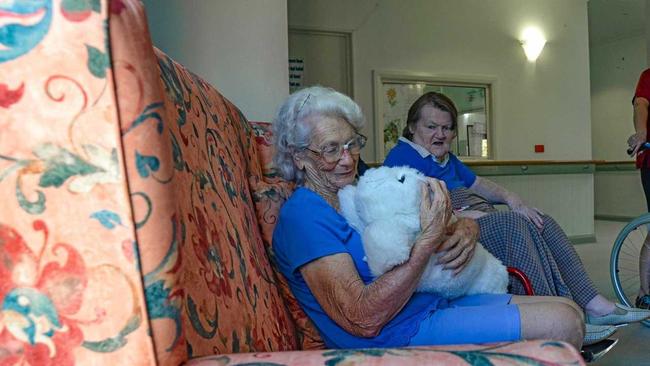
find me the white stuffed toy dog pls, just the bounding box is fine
[338,166,508,299]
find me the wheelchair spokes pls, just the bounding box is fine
[610,213,650,327]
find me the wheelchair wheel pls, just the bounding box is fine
[610,213,650,327]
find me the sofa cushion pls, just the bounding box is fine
[249,122,326,350]
[186,340,586,366]
[0,1,159,365]
[109,0,299,361]
[248,175,325,350]
[248,175,294,245]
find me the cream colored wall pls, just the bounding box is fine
[142,1,598,235]
[288,0,592,163]
[490,174,594,238]
[590,35,647,218]
[591,35,645,161]
[595,171,646,218]
[290,0,594,237]
[142,0,289,122]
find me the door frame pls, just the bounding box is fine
[288,27,354,98]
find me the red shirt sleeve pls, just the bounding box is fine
[635,69,650,101]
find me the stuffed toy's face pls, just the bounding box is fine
[355,166,425,225]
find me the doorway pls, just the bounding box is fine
[288,28,353,97]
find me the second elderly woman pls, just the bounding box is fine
[384,91,650,344]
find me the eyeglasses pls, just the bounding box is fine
[305,133,367,164]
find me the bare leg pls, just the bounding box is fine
[512,295,584,322]
[511,295,584,349]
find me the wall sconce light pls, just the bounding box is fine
[520,27,546,62]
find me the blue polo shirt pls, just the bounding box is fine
[383,139,477,190]
[272,187,441,349]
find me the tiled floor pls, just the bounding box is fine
[575,220,650,365]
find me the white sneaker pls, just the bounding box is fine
[583,324,617,346]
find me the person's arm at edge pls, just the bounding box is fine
[469,176,515,206]
[631,96,649,154]
[469,176,544,229]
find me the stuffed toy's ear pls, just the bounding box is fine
[338,184,365,233]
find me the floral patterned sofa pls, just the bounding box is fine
[0,0,585,365]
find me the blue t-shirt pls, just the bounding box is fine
[272,187,441,349]
[383,140,477,190]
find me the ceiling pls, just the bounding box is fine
[588,0,645,45]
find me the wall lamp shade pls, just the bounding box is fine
[520,27,546,62]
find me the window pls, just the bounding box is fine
[374,71,493,162]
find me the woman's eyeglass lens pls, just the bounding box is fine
[306,134,367,163]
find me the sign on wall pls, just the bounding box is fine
[289,58,304,93]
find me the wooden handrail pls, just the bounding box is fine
[464,159,603,166]
[368,159,635,168]
[593,160,635,165]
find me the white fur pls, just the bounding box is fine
[338,166,508,299]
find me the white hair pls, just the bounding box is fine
[272,86,365,184]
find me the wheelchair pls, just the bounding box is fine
[610,212,650,327]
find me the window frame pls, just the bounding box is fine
[372,70,496,163]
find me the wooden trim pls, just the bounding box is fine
[371,159,600,166]
[594,162,637,172]
[569,234,597,245]
[464,160,603,166]
[594,160,635,165]
[367,160,596,176]
[594,214,636,222]
[368,158,604,167]
[373,159,602,167]
[470,164,594,176]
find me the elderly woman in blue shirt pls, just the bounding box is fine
[384,91,650,338]
[271,86,584,350]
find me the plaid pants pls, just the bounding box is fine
[451,188,598,307]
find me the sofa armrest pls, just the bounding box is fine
[186,340,585,365]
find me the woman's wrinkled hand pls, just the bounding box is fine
[418,178,451,252]
[510,200,545,230]
[436,218,478,275]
